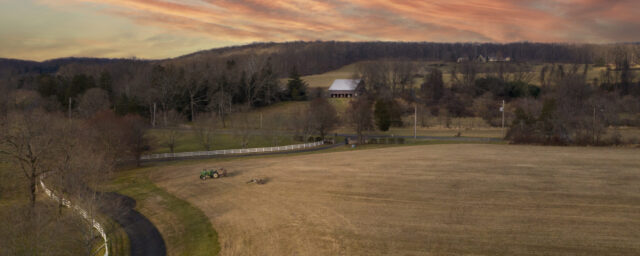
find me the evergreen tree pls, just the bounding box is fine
[286,66,308,101]
[374,100,392,131]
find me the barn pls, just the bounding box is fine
[328,79,362,98]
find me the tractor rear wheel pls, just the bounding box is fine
[213,173,220,178]
[200,175,206,180]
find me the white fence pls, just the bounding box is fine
[141,141,325,160]
[39,179,109,256]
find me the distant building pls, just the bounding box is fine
[328,79,362,98]
[458,55,509,63]
[488,56,511,62]
[476,55,487,63]
[457,57,469,63]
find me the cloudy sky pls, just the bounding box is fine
[1,0,639,61]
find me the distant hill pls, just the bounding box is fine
[1,41,637,81]
[0,57,145,75]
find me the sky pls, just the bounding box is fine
[1,0,639,61]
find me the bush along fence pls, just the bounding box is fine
[141,141,325,161]
[365,137,406,144]
[39,178,109,256]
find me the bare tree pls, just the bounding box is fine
[390,61,416,96]
[288,107,313,142]
[260,112,283,146]
[207,71,234,128]
[87,110,129,165]
[183,63,210,122]
[455,61,478,88]
[193,114,217,151]
[122,115,150,166]
[48,119,116,256]
[506,63,535,84]
[0,109,61,206]
[77,88,110,118]
[356,61,391,97]
[162,110,186,153]
[307,97,339,140]
[232,112,254,148]
[472,93,500,126]
[346,97,374,143]
[151,65,182,126]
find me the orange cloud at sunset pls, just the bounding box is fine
[1,0,639,60]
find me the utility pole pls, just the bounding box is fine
[593,105,596,144]
[501,100,505,138]
[152,102,157,127]
[414,104,417,140]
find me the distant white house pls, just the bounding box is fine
[457,57,469,63]
[488,56,511,62]
[476,55,487,63]
[328,79,362,98]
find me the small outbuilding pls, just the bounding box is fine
[328,79,362,98]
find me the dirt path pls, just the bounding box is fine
[151,144,640,255]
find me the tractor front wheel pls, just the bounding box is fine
[200,175,206,180]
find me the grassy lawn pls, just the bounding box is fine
[105,219,130,256]
[105,166,219,256]
[300,63,359,88]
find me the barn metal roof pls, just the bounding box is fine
[328,79,360,91]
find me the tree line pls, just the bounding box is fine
[347,58,640,145]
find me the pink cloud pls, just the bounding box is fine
[35,0,640,43]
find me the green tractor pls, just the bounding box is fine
[200,168,227,180]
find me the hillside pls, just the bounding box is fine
[3,41,633,80]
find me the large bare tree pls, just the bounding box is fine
[0,109,61,206]
[194,114,217,151]
[77,87,110,118]
[346,97,374,144]
[307,97,339,140]
[162,110,186,153]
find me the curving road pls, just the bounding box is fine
[99,192,167,256]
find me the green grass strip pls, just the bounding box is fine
[109,168,220,256]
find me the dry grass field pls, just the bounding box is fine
[150,144,640,255]
[297,61,640,90]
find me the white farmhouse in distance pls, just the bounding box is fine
[328,79,362,98]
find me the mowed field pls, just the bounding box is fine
[150,144,640,255]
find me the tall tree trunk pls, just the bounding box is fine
[190,94,195,122]
[29,174,37,207]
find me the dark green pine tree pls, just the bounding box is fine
[374,100,392,131]
[286,66,308,101]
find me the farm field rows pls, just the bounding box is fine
[149,144,640,255]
